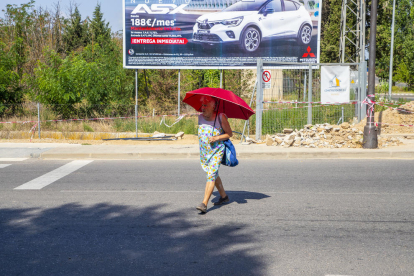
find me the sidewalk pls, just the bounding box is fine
[1,140,414,159]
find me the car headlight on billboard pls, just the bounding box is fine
[221,17,243,26]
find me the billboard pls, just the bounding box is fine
[123,0,322,69]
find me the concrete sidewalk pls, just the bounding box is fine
[1,141,414,159]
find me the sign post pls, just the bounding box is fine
[256,59,263,140]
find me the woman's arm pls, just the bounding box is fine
[209,114,233,143]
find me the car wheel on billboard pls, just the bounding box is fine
[239,27,261,53]
[297,24,312,46]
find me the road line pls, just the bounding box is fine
[14,160,93,190]
[60,190,203,193]
[59,190,413,196]
[0,164,11,168]
[0,158,27,162]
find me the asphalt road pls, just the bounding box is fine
[378,94,414,102]
[1,159,413,275]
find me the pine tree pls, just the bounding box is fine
[320,0,344,63]
[63,6,87,53]
[90,3,111,46]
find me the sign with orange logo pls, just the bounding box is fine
[321,66,350,104]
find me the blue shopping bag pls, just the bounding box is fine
[221,139,238,167]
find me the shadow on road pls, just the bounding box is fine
[211,190,271,205]
[0,203,266,275]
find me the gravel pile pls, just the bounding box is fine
[244,122,403,148]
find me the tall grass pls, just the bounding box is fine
[0,102,366,137]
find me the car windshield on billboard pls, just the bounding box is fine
[223,1,267,11]
[123,0,322,69]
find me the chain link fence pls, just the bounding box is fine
[1,63,366,140]
[253,60,367,139]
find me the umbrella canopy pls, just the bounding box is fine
[183,87,255,120]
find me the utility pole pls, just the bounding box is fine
[363,0,378,148]
[388,0,396,100]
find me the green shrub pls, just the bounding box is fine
[83,122,94,132]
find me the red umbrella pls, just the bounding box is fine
[183,87,255,120]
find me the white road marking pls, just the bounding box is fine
[14,160,93,190]
[60,190,204,193]
[0,158,27,162]
[0,164,11,168]
[59,190,413,196]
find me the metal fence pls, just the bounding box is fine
[254,60,367,139]
[1,62,368,141]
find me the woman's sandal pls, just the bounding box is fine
[196,203,207,213]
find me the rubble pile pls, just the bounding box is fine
[355,101,414,135]
[257,122,403,148]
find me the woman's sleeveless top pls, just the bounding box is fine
[198,113,224,129]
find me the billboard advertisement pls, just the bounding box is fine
[123,0,322,69]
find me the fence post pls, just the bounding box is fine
[307,63,313,125]
[220,69,223,88]
[356,63,362,122]
[37,102,41,139]
[303,73,307,102]
[256,59,263,140]
[360,61,367,120]
[241,80,257,142]
[178,69,181,115]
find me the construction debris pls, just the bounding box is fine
[265,122,403,148]
[175,131,185,139]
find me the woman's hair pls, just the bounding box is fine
[200,96,218,110]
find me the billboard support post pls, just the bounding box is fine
[307,64,313,125]
[178,69,181,116]
[256,59,263,141]
[241,80,257,143]
[135,69,138,138]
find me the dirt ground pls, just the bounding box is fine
[2,102,414,146]
[0,135,242,145]
[355,101,414,134]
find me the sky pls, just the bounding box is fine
[1,0,123,32]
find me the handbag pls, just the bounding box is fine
[215,113,239,167]
[221,139,239,167]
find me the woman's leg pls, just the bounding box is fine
[202,176,227,205]
[202,181,215,206]
[214,176,227,198]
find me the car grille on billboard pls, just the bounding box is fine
[193,34,222,42]
[198,22,217,29]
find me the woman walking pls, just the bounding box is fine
[196,96,232,213]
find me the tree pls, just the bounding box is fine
[89,3,110,47]
[320,0,342,63]
[0,42,22,115]
[63,6,87,53]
